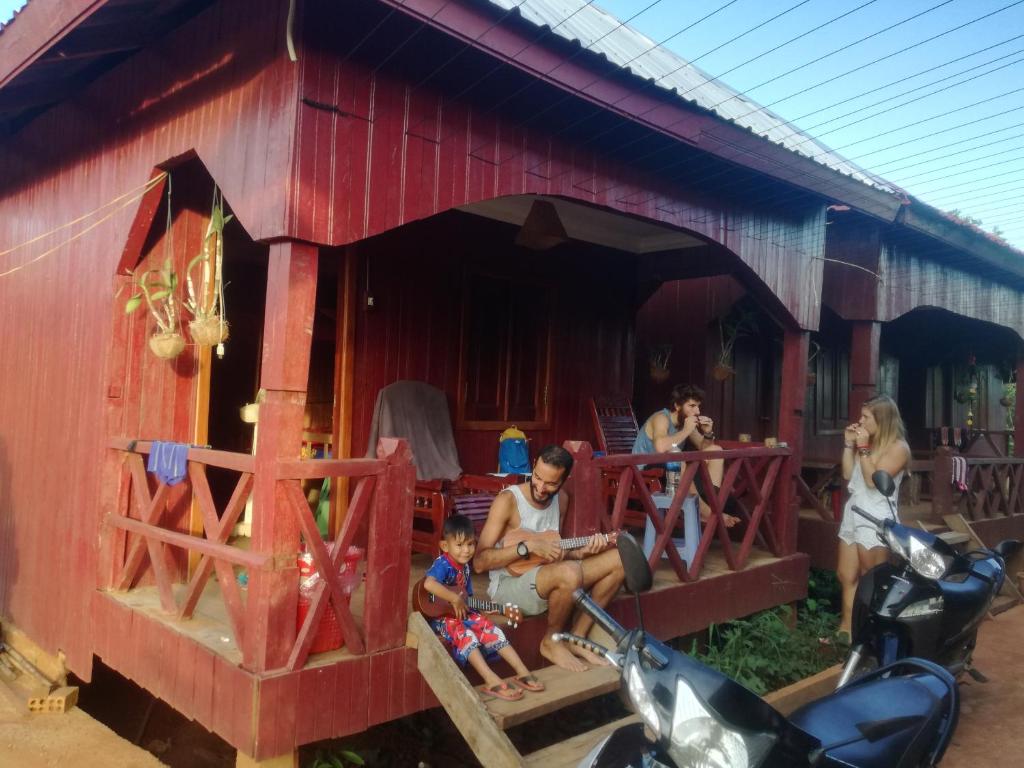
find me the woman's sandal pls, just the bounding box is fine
[510,674,546,693]
[484,681,524,702]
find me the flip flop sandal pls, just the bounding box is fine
[484,682,524,702]
[510,674,546,693]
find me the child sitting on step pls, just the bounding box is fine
[424,514,545,702]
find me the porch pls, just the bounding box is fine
[95,437,807,759]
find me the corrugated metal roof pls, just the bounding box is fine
[485,0,902,196]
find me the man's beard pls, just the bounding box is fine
[529,483,559,506]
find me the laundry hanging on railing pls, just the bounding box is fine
[951,455,968,492]
[147,441,190,486]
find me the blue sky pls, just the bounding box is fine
[2,0,1023,247]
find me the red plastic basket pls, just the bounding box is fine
[296,594,346,654]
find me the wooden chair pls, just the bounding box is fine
[411,475,521,556]
[589,396,663,530]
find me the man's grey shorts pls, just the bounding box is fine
[490,567,548,616]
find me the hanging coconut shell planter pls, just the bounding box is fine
[185,185,233,357]
[125,256,186,360]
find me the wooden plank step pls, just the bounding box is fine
[523,715,640,767]
[481,664,621,730]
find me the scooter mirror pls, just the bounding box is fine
[872,470,896,497]
[617,532,653,594]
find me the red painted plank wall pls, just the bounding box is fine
[347,211,637,473]
[291,0,828,331]
[0,0,297,677]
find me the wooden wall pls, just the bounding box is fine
[347,211,637,473]
[0,0,295,677]
[293,0,828,330]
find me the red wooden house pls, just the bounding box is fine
[2,0,1023,764]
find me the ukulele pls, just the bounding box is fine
[502,529,619,576]
[412,578,522,628]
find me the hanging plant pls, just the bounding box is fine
[184,186,232,353]
[806,341,821,387]
[713,307,757,381]
[648,344,672,383]
[125,257,185,359]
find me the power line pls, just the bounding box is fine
[709,0,959,110]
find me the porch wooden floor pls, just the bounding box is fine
[100,540,806,672]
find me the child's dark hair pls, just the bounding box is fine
[442,514,475,541]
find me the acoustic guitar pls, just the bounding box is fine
[412,577,522,628]
[502,529,619,576]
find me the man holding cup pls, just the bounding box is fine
[632,384,739,528]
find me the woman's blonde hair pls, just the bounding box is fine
[863,395,906,452]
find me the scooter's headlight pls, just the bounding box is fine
[626,661,661,739]
[668,677,775,768]
[908,536,949,580]
[883,527,908,558]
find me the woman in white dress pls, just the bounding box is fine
[837,395,910,640]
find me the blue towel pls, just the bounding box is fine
[147,441,190,486]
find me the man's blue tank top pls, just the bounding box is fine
[631,408,680,470]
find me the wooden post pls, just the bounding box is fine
[849,321,880,421]
[244,241,319,673]
[932,446,955,521]
[1015,356,1024,457]
[363,438,415,653]
[774,329,809,555]
[564,441,600,537]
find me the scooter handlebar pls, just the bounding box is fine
[851,504,882,527]
[572,588,627,645]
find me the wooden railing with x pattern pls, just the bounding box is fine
[105,437,415,673]
[927,446,1024,523]
[570,442,792,582]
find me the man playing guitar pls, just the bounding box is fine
[473,445,624,672]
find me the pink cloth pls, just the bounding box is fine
[951,455,968,492]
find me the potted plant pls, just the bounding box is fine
[806,341,821,387]
[184,187,232,350]
[713,308,756,381]
[648,344,672,383]
[125,258,185,359]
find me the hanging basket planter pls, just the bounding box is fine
[1000,396,1014,408]
[189,315,230,346]
[712,362,735,381]
[649,363,670,384]
[148,331,186,359]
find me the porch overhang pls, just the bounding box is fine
[378,0,905,224]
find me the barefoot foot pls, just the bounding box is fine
[569,644,610,667]
[540,635,589,672]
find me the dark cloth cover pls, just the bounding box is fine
[365,380,462,481]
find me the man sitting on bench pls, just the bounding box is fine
[473,445,624,672]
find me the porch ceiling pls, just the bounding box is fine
[457,195,706,255]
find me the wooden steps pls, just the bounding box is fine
[480,664,620,729]
[523,715,640,767]
[408,613,623,767]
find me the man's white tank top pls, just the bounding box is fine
[487,484,560,598]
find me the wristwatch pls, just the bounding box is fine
[516,541,529,559]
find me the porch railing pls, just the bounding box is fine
[104,437,414,673]
[932,446,1024,521]
[567,441,793,582]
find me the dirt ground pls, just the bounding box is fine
[942,605,1024,767]
[0,673,163,768]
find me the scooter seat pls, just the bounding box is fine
[790,673,949,767]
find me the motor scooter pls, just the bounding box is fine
[555,532,960,767]
[838,470,1021,688]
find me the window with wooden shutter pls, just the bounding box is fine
[457,272,552,429]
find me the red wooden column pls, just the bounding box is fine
[774,329,809,555]
[563,441,601,537]
[1015,356,1024,458]
[244,241,319,673]
[849,321,881,422]
[363,438,416,653]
